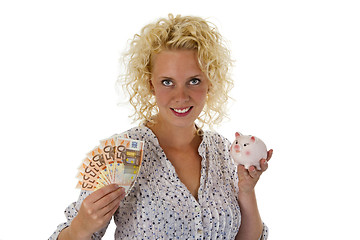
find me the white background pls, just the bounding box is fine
[0,0,359,239]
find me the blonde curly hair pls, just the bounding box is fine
[118,14,233,128]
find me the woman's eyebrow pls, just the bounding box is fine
[189,74,201,78]
[158,74,201,79]
[159,76,173,79]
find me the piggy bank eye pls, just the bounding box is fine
[235,140,238,144]
[244,143,249,147]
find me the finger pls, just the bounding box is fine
[88,184,121,203]
[98,189,126,217]
[237,165,249,177]
[237,165,251,180]
[102,196,123,222]
[266,149,273,162]
[86,193,124,231]
[248,166,259,178]
[260,159,268,172]
[94,187,125,210]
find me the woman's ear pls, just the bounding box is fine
[149,80,155,94]
[207,82,212,94]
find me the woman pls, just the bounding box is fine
[51,14,272,240]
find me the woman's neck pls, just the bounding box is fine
[147,118,200,150]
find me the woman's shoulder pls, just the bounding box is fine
[120,125,146,137]
[115,124,157,142]
[201,130,235,169]
[202,129,231,146]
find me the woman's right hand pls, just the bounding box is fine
[61,184,126,240]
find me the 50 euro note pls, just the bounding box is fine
[76,133,144,193]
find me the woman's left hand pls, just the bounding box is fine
[237,149,273,194]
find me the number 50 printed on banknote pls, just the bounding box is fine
[76,134,144,194]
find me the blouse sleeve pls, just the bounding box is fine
[258,222,269,239]
[48,190,110,240]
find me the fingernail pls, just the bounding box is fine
[117,186,125,193]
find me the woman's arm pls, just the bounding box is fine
[235,150,272,240]
[236,189,263,240]
[58,184,125,240]
[57,218,91,240]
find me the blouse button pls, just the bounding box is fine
[197,229,203,234]
[195,206,201,212]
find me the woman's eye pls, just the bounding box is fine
[161,79,173,86]
[189,78,201,85]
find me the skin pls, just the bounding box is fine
[150,49,209,130]
[149,49,210,199]
[150,49,274,240]
[235,150,273,240]
[59,49,273,239]
[58,184,126,240]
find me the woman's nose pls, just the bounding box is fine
[174,86,189,102]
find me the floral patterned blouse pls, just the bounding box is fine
[50,125,268,239]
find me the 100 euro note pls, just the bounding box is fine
[76,133,144,194]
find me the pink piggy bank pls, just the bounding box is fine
[230,132,267,170]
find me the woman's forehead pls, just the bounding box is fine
[151,49,202,73]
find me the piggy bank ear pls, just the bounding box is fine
[235,132,242,137]
[250,136,256,143]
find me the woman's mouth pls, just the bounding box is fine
[170,107,193,116]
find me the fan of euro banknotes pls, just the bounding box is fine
[76,134,144,193]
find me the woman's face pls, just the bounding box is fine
[150,49,209,129]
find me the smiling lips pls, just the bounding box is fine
[170,106,193,116]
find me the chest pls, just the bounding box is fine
[163,147,202,199]
[118,146,241,239]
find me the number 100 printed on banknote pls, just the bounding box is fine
[76,134,144,194]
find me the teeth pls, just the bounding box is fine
[173,107,191,113]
